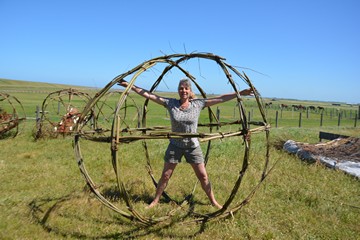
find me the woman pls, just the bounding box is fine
[119,79,253,208]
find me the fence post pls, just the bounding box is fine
[137,104,142,128]
[337,113,341,127]
[355,114,358,127]
[36,105,40,121]
[217,107,220,130]
[358,106,360,119]
[299,112,302,128]
[275,111,279,128]
[320,113,323,127]
[36,105,40,122]
[35,105,41,131]
[306,108,309,119]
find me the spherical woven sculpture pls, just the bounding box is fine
[0,92,26,138]
[35,88,93,139]
[74,53,271,226]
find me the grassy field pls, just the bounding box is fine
[1,79,359,239]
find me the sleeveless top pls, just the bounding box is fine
[163,98,206,148]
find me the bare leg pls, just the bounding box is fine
[190,163,222,209]
[148,162,177,208]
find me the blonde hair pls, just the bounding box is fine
[178,78,196,99]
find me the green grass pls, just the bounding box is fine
[0,79,359,239]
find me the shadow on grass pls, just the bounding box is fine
[28,189,212,239]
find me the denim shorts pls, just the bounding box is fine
[164,143,204,164]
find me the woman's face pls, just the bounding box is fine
[178,83,192,100]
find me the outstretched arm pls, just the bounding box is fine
[205,88,254,107]
[118,80,165,106]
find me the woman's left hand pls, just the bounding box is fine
[118,79,128,88]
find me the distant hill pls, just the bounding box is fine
[1,78,358,106]
[0,78,97,93]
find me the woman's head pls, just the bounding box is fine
[178,79,196,100]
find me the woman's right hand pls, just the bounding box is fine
[239,88,254,96]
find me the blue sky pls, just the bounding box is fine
[1,0,359,103]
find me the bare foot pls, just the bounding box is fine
[212,202,223,209]
[146,201,158,209]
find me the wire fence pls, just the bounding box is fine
[253,107,359,128]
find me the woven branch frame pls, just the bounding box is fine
[0,92,26,138]
[74,53,271,226]
[35,88,95,139]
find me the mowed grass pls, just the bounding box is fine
[0,79,359,239]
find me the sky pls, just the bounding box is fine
[1,0,359,104]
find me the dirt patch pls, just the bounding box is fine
[283,137,360,179]
[295,137,360,163]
